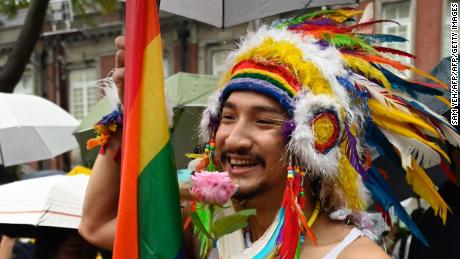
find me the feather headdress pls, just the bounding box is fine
[198,7,458,257]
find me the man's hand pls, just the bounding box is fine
[113,36,125,105]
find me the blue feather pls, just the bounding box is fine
[366,168,429,247]
[376,65,444,97]
[358,34,408,43]
[253,209,285,258]
[364,120,401,164]
[337,76,370,115]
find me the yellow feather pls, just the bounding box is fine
[234,38,334,96]
[369,99,441,138]
[406,160,450,224]
[372,114,450,162]
[338,138,366,210]
[341,54,392,89]
[328,10,363,23]
[436,96,450,106]
[410,67,448,88]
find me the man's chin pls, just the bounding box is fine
[231,182,269,201]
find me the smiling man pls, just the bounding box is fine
[80,8,459,259]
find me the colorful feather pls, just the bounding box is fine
[277,181,300,259]
[365,121,402,164]
[380,128,441,169]
[373,46,416,59]
[339,129,367,210]
[342,54,392,89]
[440,159,458,183]
[329,34,376,53]
[365,167,429,246]
[347,19,400,32]
[371,115,449,162]
[352,73,409,112]
[377,66,444,96]
[368,99,442,138]
[358,33,408,43]
[405,161,451,224]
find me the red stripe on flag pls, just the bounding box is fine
[114,0,159,258]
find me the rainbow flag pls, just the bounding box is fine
[113,0,184,258]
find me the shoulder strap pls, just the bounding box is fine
[323,228,365,259]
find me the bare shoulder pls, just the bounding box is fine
[338,236,389,259]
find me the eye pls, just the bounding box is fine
[220,113,235,123]
[256,119,276,125]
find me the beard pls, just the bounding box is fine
[231,180,270,201]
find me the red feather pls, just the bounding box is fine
[278,181,300,259]
[348,19,400,31]
[290,24,348,34]
[440,159,458,183]
[356,53,409,70]
[374,203,391,226]
[373,46,417,59]
[407,80,445,89]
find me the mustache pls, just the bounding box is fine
[219,149,265,167]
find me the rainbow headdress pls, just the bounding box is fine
[198,8,458,258]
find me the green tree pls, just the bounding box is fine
[0,0,117,93]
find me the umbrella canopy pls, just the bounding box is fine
[160,0,359,28]
[0,174,88,232]
[0,93,79,167]
[74,72,218,164]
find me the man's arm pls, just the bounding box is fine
[79,36,125,251]
[0,236,15,259]
[78,132,121,251]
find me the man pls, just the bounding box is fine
[79,9,456,258]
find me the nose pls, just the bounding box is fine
[224,120,252,151]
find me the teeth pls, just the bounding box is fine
[230,158,256,167]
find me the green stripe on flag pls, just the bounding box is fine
[138,141,183,258]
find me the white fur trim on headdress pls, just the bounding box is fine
[199,90,222,141]
[288,91,343,177]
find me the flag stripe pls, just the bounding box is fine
[138,141,183,258]
[114,0,160,258]
[139,37,169,172]
[115,0,183,258]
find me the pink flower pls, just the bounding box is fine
[190,171,238,205]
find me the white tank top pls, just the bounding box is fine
[210,227,367,258]
[323,228,366,259]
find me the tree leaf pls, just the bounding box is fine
[211,209,256,240]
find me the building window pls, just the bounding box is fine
[69,67,99,120]
[211,49,231,76]
[381,1,413,75]
[14,74,34,95]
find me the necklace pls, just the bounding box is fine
[307,200,321,227]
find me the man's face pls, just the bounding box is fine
[215,91,287,200]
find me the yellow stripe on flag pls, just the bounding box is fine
[139,36,170,173]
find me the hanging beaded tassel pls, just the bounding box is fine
[296,163,317,246]
[277,157,300,258]
[206,135,217,171]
